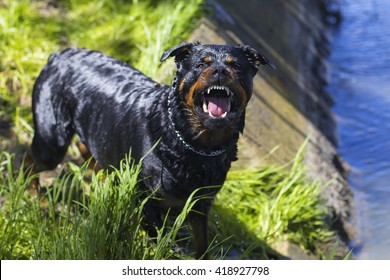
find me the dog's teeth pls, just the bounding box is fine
[208,111,215,118]
[221,112,227,118]
[206,86,232,96]
[203,99,208,112]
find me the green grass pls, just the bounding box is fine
[211,144,333,255]
[0,152,198,259]
[0,146,335,260]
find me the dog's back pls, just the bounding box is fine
[31,48,166,171]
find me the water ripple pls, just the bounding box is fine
[329,0,390,259]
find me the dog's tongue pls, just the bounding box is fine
[207,96,229,117]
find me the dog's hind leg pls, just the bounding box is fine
[27,129,73,194]
[30,131,72,172]
[28,73,75,192]
[28,115,74,194]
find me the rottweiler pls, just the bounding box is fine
[29,42,274,259]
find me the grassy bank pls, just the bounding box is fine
[0,148,334,260]
[0,152,194,259]
[211,145,333,257]
[0,0,339,259]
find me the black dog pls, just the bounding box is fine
[29,42,273,259]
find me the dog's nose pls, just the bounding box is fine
[212,66,228,83]
[212,66,227,77]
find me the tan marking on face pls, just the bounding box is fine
[236,86,248,110]
[186,80,202,109]
[185,67,214,109]
[226,67,248,110]
[202,56,213,63]
[179,78,186,92]
[225,56,234,63]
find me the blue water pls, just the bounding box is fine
[328,0,390,259]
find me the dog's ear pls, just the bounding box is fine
[237,45,276,70]
[160,42,200,63]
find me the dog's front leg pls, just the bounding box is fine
[189,200,210,259]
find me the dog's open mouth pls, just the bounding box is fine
[200,86,233,118]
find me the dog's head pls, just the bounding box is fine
[161,42,274,150]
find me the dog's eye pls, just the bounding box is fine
[196,63,205,70]
[226,58,241,70]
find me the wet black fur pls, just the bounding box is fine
[30,43,273,259]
